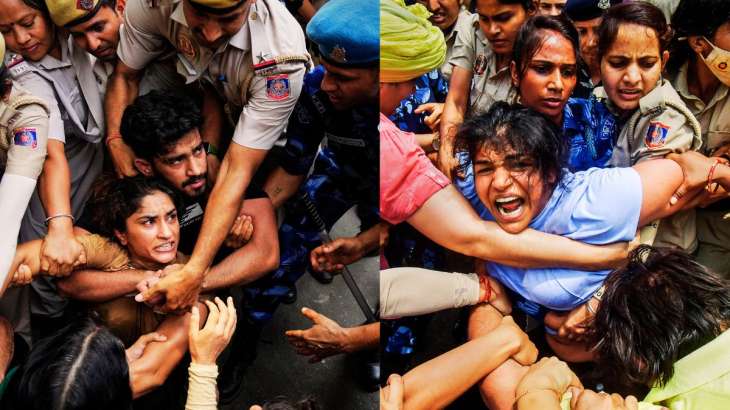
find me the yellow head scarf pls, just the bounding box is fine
[380,0,446,83]
[0,35,5,69]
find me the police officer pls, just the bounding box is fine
[125,0,310,311]
[669,0,730,276]
[262,0,379,290]
[1,0,99,340]
[44,0,183,95]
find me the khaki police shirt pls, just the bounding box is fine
[118,0,309,150]
[603,79,702,252]
[0,82,49,179]
[441,9,473,82]
[448,13,517,114]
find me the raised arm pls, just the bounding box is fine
[105,61,142,177]
[408,185,632,270]
[438,66,472,179]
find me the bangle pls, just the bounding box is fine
[44,214,74,226]
[478,274,491,304]
[707,159,722,193]
[105,134,122,146]
[586,298,597,315]
[591,285,605,302]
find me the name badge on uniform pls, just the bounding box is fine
[177,33,197,60]
[474,54,488,76]
[645,121,670,149]
[13,128,38,149]
[6,54,30,78]
[77,0,94,10]
[266,74,290,100]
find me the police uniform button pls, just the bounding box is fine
[251,11,258,20]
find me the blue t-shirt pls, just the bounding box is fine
[456,160,643,310]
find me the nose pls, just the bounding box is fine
[487,22,500,38]
[321,71,336,92]
[187,156,205,177]
[623,63,641,85]
[13,27,31,46]
[158,218,174,239]
[547,69,564,93]
[87,34,101,52]
[492,166,513,191]
[427,0,440,12]
[200,21,223,46]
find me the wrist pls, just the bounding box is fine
[515,389,561,407]
[46,215,74,233]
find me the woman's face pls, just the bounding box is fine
[115,191,180,268]
[513,30,577,124]
[476,0,530,56]
[0,0,55,62]
[601,23,667,114]
[473,146,552,234]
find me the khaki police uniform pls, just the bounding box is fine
[118,0,309,150]
[673,62,730,276]
[6,36,105,320]
[448,13,517,114]
[92,51,183,96]
[441,9,472,82]
[0,76,50,347]
[602,79,703,252]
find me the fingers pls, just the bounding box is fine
[189,305,201,339]
[224,296,237,340]
[204,299,220,330]
[136,282,165,302]
[214,297,228,335]
[385,374,403,405]
[300,307,321,324]
[310,246,326,271]
[414,103,435,114]
[241,216,254,242]
[140,331,167,344]
[670,184,687,205]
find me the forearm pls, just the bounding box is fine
[439,68,469,156]
[130,311,192,398]
[200,84,223,150]
[56,269,147,302]
[105,65,140,141]
[380,268,480,319]
[342,322,379,353]
[263,166,305,208]
[355,223,383,256]
[187,146,266,273]
[415,134,435,153]
[203,243,278,291]
[185,363,218,410]
[39,140,73,236]
[400,333,517,410]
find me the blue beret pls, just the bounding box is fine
[565,0,622,21]
[306,0,379,66]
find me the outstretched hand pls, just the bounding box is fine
[285,307,352,363]
[309,237,365,273]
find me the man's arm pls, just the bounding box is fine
[437,66,471,179]
[56,269,150,302]
[199,84,225,185]
[202,197,279,291]
[263,166,306,209]
[105,61,143,177]
[408,185,631,270]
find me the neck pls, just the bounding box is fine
[48,34,62,60]
[496,53,509,70]
[688,56,721,104]
[128,255,166,271]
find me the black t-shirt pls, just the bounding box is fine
[178,184,268,261]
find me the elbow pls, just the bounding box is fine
[265,245,280,272]
[55,279,76,298]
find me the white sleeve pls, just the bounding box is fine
[184,363,218,410]
[379,268,481,319]
[0,173,37,296]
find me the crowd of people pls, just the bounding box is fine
[0,0,381,408]
[380,0,730,409]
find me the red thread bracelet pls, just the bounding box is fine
[478,275,491,304]
[105,134,122,146]
[707,159,721,193]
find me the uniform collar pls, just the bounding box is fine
[444,9,471,43]
[644,329,730,404]
[675,61,729,113]
[35,36,73,70]
[593,79,672,117]
[171,0,187,27]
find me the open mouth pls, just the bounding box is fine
[494,196,524,218]
[542,98,563,109]
[155,242,175,252]
[618,88,642,101]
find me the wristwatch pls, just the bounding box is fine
[203,142,220,159]
[431,133,441,152]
